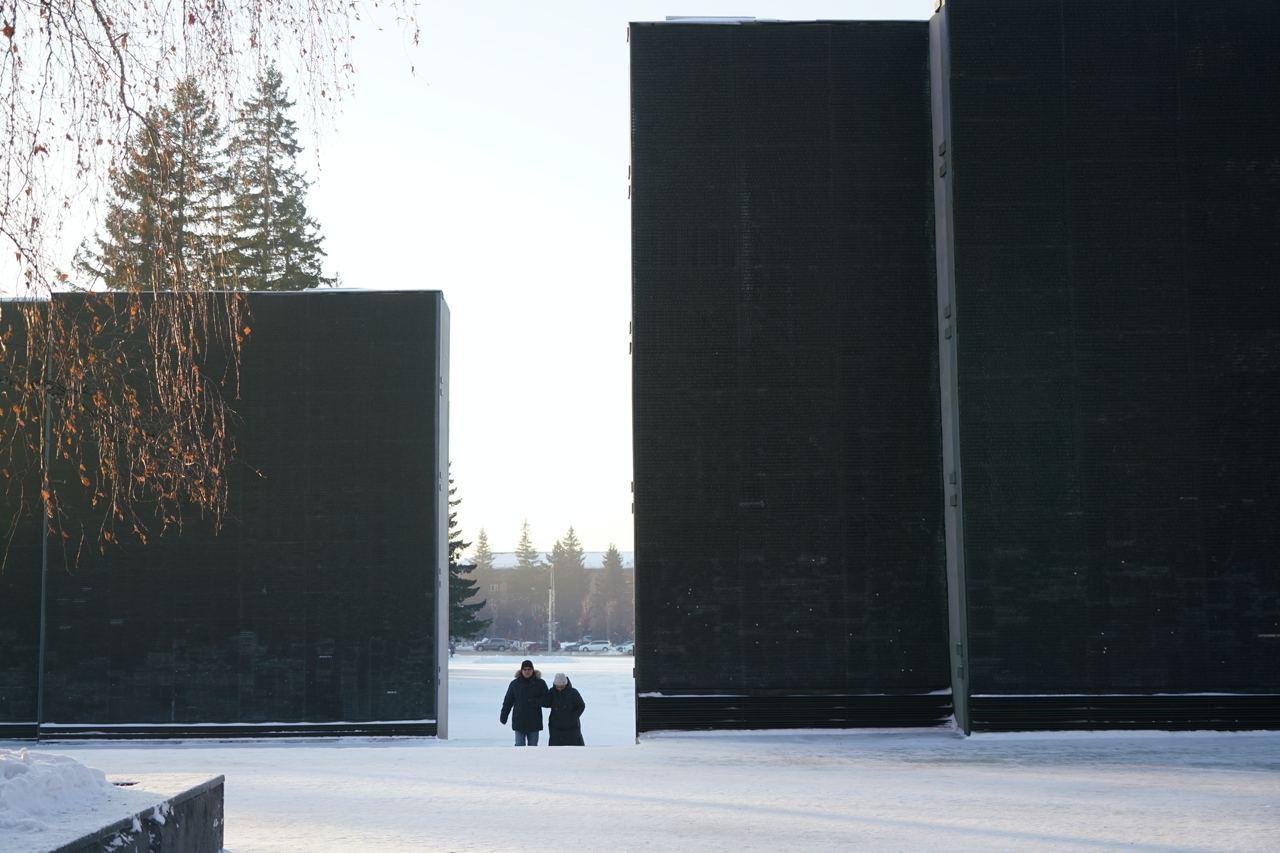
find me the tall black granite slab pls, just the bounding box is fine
[937,0,1280,728]
[631,20,949,732]
[8,290,448,737]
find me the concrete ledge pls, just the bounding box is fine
[0,722,37,739]
[637,693,954,732]
[970,695,1280,731]
[52,775,224,853]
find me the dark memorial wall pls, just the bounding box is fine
[0,303,46,738]
[937,0,1280,728]
[631,21,950,731]
[633,3,1280,734]
[0,291,447,738]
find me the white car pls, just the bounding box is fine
[578,640,613,653]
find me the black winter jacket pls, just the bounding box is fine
[545,678,586,746]
[500,669,549,732]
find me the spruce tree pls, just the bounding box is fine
[470,528,507,637]
[581,572,603,640]
[81,78,233,291]
[549,526,587,640]
[515,520,543,570]
[227,65,330,290]
[473,528,495,572]
[600,544,627,642]
[562,527,586,569]
[512,520,547,640]
[447,473,489,640]
[618,552,636,639]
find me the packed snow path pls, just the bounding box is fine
[1,656,1276,851]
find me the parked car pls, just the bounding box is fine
[474,637,512,652]
[614,642,634,655]
[558,641,580,652]
[578,640,613,653]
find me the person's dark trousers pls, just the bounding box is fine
[514,730,540,746]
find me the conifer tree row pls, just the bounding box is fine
[81,67,329,292]
[466,525,634,645]
[79,78,233,292]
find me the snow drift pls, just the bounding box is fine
[0,748,110,833]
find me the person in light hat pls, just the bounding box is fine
[500,659,548,746]
[544,672,586,746]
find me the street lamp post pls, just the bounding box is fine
[547,585,556,652]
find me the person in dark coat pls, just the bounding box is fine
[500,659,548,746]
[544,672,586,746]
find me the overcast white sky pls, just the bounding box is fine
[304,1,934,553]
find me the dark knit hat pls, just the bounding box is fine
[520,659,534,670]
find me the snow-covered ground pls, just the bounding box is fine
[3,655,1279,851]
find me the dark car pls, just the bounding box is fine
[474,637,512,652]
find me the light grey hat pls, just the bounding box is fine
[553,672,568,686]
